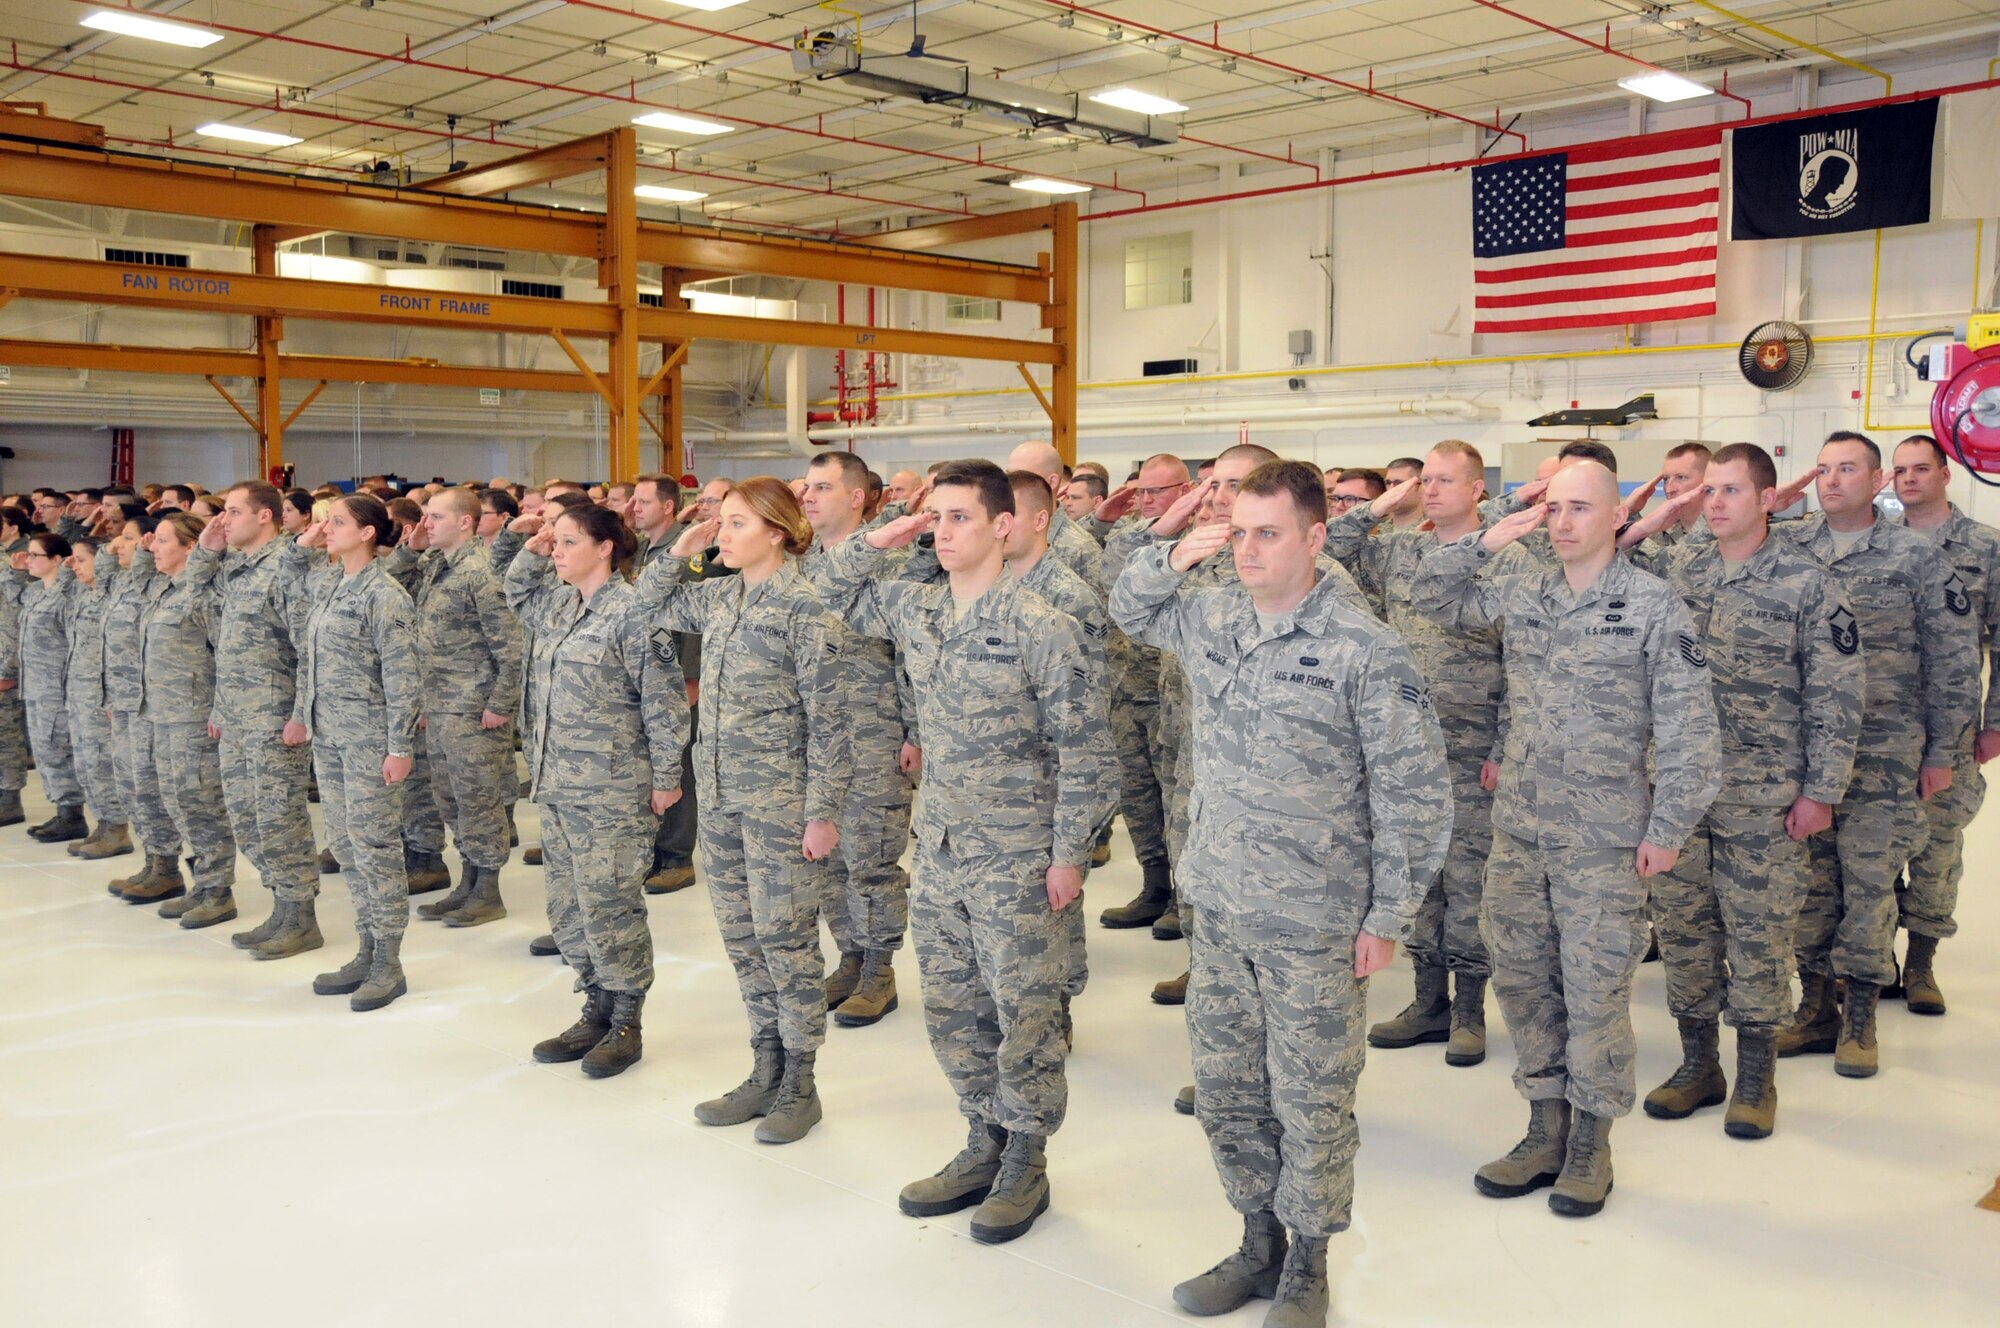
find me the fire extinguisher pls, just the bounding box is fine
[268,464,295,488]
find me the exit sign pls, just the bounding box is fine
[479,387,500,406]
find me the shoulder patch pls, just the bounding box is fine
[1399,680,1433,712]
[1677,633,1707,668]
[1828,606,1859,655]
[649,629,678,667]
[1944,572,1972,617]
[1300,655,1321,667]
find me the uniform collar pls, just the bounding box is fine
[1540,550,1637,612]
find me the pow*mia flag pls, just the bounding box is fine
[1731,98,1938,240]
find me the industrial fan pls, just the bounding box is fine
[1929,314,2000,483]
[1738,320,1814,391]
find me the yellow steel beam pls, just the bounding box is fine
[635,305,1060,364]
[0,339,598,394]
[1016,364,1053,420]
[281,380,329,432]
[205,376,260,433]
[641,340,692,401]
[0,287,15,313]
[636,229,1049,303]
[254,224,282,477]
[427,133,619,198]
[605,126,643,485]
[1050,202,1079,465]
[551,329,616,407]
[851,207,1059,253]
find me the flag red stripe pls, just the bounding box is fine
[1570,158,1720,193]
[1476,245,1718,284]
[1567,187,1720,220]
[1564,127,1722,166]
[1474,301,1719,333]
[1564,216,1719,248]
[1473,272,1720,310]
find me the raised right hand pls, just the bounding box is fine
[1169,520,1232,572]
[1479,502,1546,553]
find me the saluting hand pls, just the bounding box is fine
[1509,476,1552,508]
[1169,519,1231,572]
[1370,475,1419,520]
[1479,502,1546,553]
[298,520,328,550]
[1094,482,1138,524]
[864,509,936,550]
[801,818,839,862]
[198,514,229,552]
[526,524,556,557]
[671,518,718,559]
[1617,485,1704,550]
[1624,472,1665,517]
[508,513,544,536]
[1046,863,1082,911]
[1770,465,1824,512]
[407,519,430,552]
[1154,477,1218,538]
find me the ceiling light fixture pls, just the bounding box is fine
[196,122,303,147]
[635,184,709,203]
[1089,88,1188,116]
[662,0,752,12]
[79,9,223,48]
[1010,177,1091,195]
[632,110,733,135]
[1616,69,1713,103]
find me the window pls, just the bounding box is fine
[501,278,565,300]
[1124,232,1192,309]
[103,248,189,268]
[945,294,1000,323]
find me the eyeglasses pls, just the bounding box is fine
[1326,494,1368,508]
[1135,483,1189,499]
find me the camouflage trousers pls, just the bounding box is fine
[1109,690,1170,866]
[25,699,81,806]
[1653,801,1806,1031]
[426,712,514,870]
[1483,831,1648,1119]
[219,727,318,905]
[151,720,236,895]
[110,709,178,855]
[1902,749,1983,941]
[67,699,126,823]
[400,725,445,856]
[653,701,698,871]
[1187,901,1366,1239]
[823,781,914,956]
[1797,788,1927,989]
[1159,688,1192,864]
[0,688,25,792]
[910,835,1071,1137]
[705,803,827,1053]
[315,737,409,942]
[541,796,654,995]
[1406,755,1493,978]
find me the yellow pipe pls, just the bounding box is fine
[1977,220,1987,311]
[1864,229,1886,429]
[1688,2,1891,93]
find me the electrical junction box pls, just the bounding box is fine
[1288,329,1314,357]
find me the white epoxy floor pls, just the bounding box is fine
[3,781,1996,1328]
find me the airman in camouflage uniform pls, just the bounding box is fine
[507,537,688,1076]
[380,547,450,893]
[1622,443,1863,1136]
[18,558,85,838]
[0,546,30,825]
[97,539,182,898]
[816,460,1112,1247]
[1413,460,1720,1218]
[1113,459,1451,1325]
[63,549,130,857]
[1768,433,1978,1077]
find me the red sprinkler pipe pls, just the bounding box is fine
[1464,1,1754,117]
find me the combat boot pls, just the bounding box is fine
[1152,892,1184,941]
[1153,970,1188,1005]
[108,853,158,896]
[251,898,323,960]
[528,933,560,957]
[1368,962,1451,1049]
[1474,1098,1570,1198]
[533,987,612,1063]
[1775,972,1839,1057]
[969,1131,1049,1244]
[179,888,238,930]
[899,1121,1007,1217]
[0,786,22,826]
[66,819,105,856]
[1175,1084,1196,1116]
[1446,973,1487,1067]
[696,1037,785,1125]
[416,861,477,921]
[1101,857,1172,928]
[1172,1211,1286,1316]
[1643,1017,1727,1119]
[314,932,375,995]
[1902,934,1945,1015]
[350,933,408,1012]
[158,885,198,920]
[823,951,864,1010]
[318,847,340,874]
[834,950,898,1027]
[643,864,696,895]
[230,900,285,950]
[1548,1111,1613,1217]
[1262,1233,1329,1328]
[118,855,185,905]
[443,864,506,928]
[522,843,543,867]
[755,1050,822,1144]
[32,802,87,843]
[579,992,643,1077]
[1725,1028,1779,1140]
[75,821,132,860]
[1834,983,1879,1078]
[404,847,450,895]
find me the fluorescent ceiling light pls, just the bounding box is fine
[1617,69,1712,103]
[1010,177,1091,195]
[1088,88,1187,116]
[661,0,750,11]
[632,110,732,135]
[635,184,709,203]
[80,9,224,48]
[196,122,303,147]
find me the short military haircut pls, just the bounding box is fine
[1896,433,1949,467]
[1710,442,1777,492]
[930,458,1014,518]
[227,480,284,523]
[1558,440,1619,474]
[548,490,593,511]
[162,483,197,506]
[1217,442,1279,468]
[1429,439,1486,473]
[1076,461,1110,482]
[1665,442,1713,465]
[808,451,870,488]
[1070,472,1107,500]
[1335,467,1386,497]
[1141,452,1188,476]
[863,469,885,502]
[1008,468,1055,517]
[1384,457,1425,478]
[480,487,520,519]
[434,486,481,522]
[1238,460,1329,527]
[1823,430,1881,469]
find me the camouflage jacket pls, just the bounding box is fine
[17,569,78,704]
[98,548,164,714]
[191,536,311,732]
[1046,508,1105,591]
[63,572,109,710]
[397,541,524,718]
[292,550,421,755]
[817,536,1113,868]
[797,534,918,774]
[0,563,25,685]
[1776,513,1978,771]
[1112,543,1452,940]
[505,550,689,805]
[1897,503,2000,739]
[137,556,219,725]
[1413,537,1720,850]
[637,554,849,821]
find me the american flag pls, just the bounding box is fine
[1472,126,1722,334]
